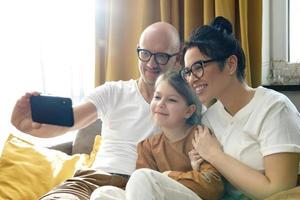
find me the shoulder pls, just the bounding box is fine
[101,79,137,91]
[89,79,138,99]
[139,132,164,148]
[205,86,297,116]
[84,79,136,108]
[253,86,298,113]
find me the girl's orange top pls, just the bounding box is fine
[136,125,224,200]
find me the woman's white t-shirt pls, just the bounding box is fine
[203,86,300,172]
[203,86,300,199]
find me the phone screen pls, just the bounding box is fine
[30,95,74,127]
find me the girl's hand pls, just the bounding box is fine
[192,125,223,162]
[163,171,171,176]
[188,149,204,171]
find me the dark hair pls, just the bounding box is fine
[155,70,202,125]
[183,16,246,82]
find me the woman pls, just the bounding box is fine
[181,16,300,199]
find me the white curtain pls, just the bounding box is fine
[0,0,95,146]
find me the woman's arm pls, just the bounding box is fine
[192,126,299,199]
[212,151,298,199]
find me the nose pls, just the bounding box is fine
[190,72,201,82]
[157,99,165,108]
[146,55,158,68]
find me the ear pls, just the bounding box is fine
[225,55,238,75]
[185,104,196,119]
[173,53,182,70]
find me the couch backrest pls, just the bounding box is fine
[72,119,102,154]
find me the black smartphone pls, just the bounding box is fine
[30,95,74,127]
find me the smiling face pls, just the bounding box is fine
[138,41,177,86]
[137,23,180,86]
[184,47,231,104]
[150,80,195,129]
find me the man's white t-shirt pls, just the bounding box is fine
[85,80,159,175]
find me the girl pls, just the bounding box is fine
[182,16,300,200]
[90,70,224,200]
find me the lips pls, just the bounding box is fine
[193,83,208,95]
[154,111,168,116]
[145,67,161,74]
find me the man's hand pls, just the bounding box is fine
[188,149,204,171]
[11,92,42,133]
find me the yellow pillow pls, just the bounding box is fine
[0,134,101,200]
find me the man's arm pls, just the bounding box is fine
[11,92,98,138]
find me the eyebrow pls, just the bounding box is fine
[154,90,181,99]
[168,94,180,98]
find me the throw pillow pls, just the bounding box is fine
[0,133,101,200]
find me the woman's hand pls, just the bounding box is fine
[188,149,204,171]
[192,125,223,162]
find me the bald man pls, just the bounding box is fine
[11,22,181,200]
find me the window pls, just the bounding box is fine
[0,0,95,146]
[289,0,300,63]
[262,0,300,86]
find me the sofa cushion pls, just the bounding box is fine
[0,133,100,200]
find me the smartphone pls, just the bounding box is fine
[30,95,74,127]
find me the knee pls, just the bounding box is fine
[127,168,157,188]
[125,169,163,199]
[90,186,125,200]
[130,168,153,181]
[90,186,112,200]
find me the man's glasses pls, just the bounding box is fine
[180,59,223,81]
[137,48,178,65]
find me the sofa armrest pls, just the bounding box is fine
[48,119,102,155]
[49,141,73,155]
[72,119,102,155]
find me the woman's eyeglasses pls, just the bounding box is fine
[180,59,223,81]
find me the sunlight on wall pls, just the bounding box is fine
[0,0,95,147]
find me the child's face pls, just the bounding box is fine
[150,80,194,129]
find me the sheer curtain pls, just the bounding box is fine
[0,0,95,146]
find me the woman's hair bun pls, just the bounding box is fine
[211,16,233,35]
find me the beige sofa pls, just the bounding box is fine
[48,119,300,200]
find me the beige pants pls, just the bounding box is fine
[40,169,129,200]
